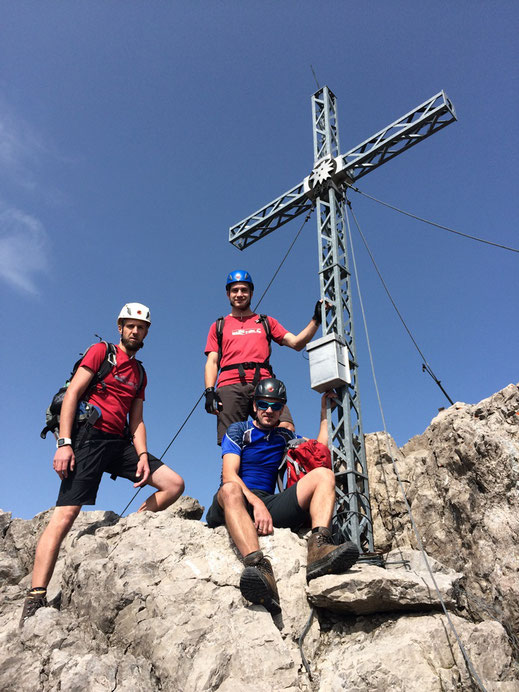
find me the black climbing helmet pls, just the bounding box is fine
[254,378,287,404]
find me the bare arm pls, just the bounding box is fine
[281,300,330,351]
[222,452,273,535]
[316,391,337,446]
[204,352,223,414]
[53,365,94,479]
[129,398,150,487]
[204,351,219,388]
[281,318,319,351]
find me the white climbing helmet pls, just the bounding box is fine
[117,303,151,326]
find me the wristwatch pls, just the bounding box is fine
[56,437,73,448]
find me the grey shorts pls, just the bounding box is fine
[205,482,310,531]
[216,382,294,445]
[56,424,163,507]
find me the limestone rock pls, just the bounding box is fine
[307,549,462,615]
[1,385,519,690]
[365,383,519,635]
[1,505,517,690]
[3,508,120,602]
[166,494,204,520]
[315,613,516,691]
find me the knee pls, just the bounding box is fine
[170,473,185,496]
[156,468,184,496]
[51,506,81,533]
[310,466,335,487]
[218,481,244,506]
[279,421,295,432]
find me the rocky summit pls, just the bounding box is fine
[2,386,519,691]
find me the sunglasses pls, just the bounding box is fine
[255,400,284,411]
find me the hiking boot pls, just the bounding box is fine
[239,551,281,615]
[19,588,48,627]
[306,527,359,581]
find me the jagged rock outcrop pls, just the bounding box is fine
[365,383,519,639]
[1,385,519,690]
[307,548,462,614]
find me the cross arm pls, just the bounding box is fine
[338,91,456,183]
[229,91,456,251]
[229,180,313,250]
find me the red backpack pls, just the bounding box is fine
[278,438,332,489]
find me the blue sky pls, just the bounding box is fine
[1,2,517,520]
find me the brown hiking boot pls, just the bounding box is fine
[19,589,48,627]
[306,527,359,581]
[239,551,281,615]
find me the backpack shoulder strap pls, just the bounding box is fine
[68,341,114,383]
[258,314,271,343]
[134,359,145,393]
[215,316,225,370]
[258,314,272,360]
[93,342,117,385]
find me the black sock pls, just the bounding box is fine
[243,550,263,564]
[311,526,328,534]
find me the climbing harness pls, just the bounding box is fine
[216,313,274,387]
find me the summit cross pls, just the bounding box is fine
[228,86,456,552]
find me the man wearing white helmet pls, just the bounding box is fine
[20,303,185,626]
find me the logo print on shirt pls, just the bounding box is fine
[231,328,262,336]
[114,374,139,390]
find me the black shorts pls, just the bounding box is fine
[206,482,309,531]
[56,424,163,507]
[216,382,294,445]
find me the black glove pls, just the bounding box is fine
[204,387,223,414]
[312,300,323,325]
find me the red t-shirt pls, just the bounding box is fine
[205,314,288,387]
[80,343,147,435]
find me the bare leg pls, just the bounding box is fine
[218,482,259,557]
[295,467,336,529]
[137,465,184,512]
[31,505,81,589]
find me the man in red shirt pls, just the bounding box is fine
[20,303,185,626]
[204,270,324,444]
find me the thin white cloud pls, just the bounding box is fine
[0,207,49,295]
[0,104,47,190]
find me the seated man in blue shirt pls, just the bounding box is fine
[206,378,359,614]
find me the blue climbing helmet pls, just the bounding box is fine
[226,270,254,291]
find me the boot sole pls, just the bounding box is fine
[240,567,281,615]
[307,542,360,582]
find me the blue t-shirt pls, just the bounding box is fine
[222,421,300,493]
